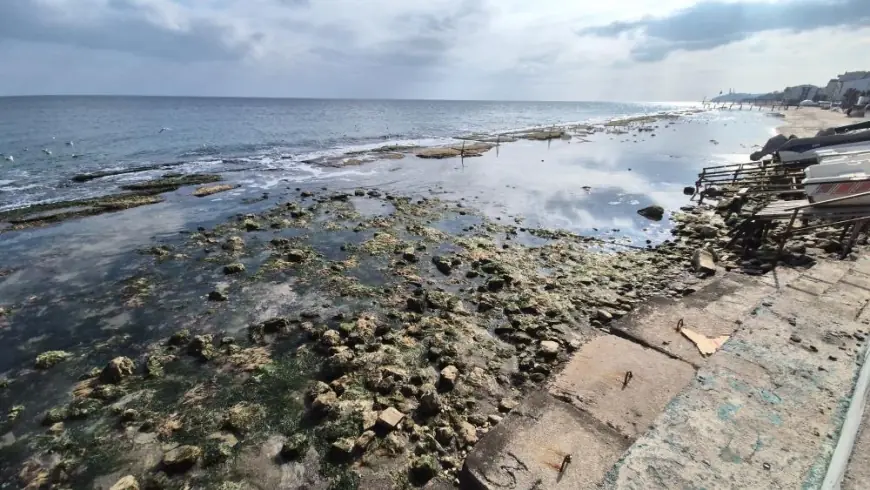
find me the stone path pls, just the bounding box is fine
[463,257,870,489]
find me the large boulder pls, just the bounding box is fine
[637,205,665,221]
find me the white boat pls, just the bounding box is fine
[804,153,870,205]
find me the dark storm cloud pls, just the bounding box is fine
[0,0,262,62]
[578,0,870,62]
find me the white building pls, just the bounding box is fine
[782,84,820,102]
[827,71,870,102]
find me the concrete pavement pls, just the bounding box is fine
[463,257,870,489]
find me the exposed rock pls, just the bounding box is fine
[109,475,139,490]
[223,263,245,275]
[638,205,665,221]
[35,351,71,369]
[168,329,191,346]
[432,256,452,275]
[439,365,459,391]
[320,329,341,347]
[222,236,244,252]
[99,357,135,384]
[242,219,261,231]
[377,407,405,430]
[691,249,717,275]
[162,445,201,473]
[362,410,379,430]
[488,414,504,425]
[694,224,719,239]
[457,420,479,445]
[280,433,309,461]
[410,455,440,485]
[330,438,355,460]
[435,426,455,445]
[187,335,216,361]
[286,249,307,263]
[595,309,613,323]
[312,391,339,415]
[498,398,519,412]
[356,430,376,451]
[193,184,236,197]
[538,340,560,357]
[223,402,263,433]
[418,385,442,415]
[208,290,228,302]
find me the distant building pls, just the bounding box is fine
[823,79,839,98]
[782,84,819,102]
[827,71,870,101]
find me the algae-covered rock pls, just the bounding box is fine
[223,402,263,433]
[188,335,216,361]
[223,263,245,275]
[193,184,237,197]
[100,357,135,384]
[280,433,309,461]
[409,454,440,484]
[35,351,72,369]
[162,445,201,473]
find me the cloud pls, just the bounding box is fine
[0,0,263,62]
[578,0,870,62]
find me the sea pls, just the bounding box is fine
[1,96,745,211]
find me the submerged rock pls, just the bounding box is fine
[99,357,135,384]
[35,351,72,369]
[638,205,665,221]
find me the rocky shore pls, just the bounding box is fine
[3,107,793,490]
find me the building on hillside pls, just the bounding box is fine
[782,84,819,103]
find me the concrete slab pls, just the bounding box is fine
[819,282,870,321]
[787,275,832,296]
[841,271,870,292]
[755,266,802,290]
[851,259,870,277]
[805,260,851,284]
[548,336,696,439]
[611,299,741,367]
[602,362,853,490]
[462,392,629,490]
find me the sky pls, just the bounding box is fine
[0,0,868,101]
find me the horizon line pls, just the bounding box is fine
[0,94,702,105]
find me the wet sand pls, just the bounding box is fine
[777,107,864,138]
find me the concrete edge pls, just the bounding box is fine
[822,339,870,490]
